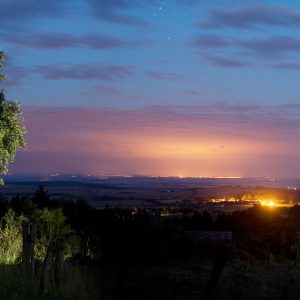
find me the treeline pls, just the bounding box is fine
[1,186,300,265]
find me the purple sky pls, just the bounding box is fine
[1,0,300,177]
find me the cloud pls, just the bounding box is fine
[2,32,133,50]
[12,103,300,177]
[192,35,300,57]
[271,62,300,70]
[0,62,28,87]
[199,4,300,29]
[146,71,186,82]
[94,86,142,100]
[192,5,300,67]
[0,0,71,27]
[1,61,136,86]
[239,36,300,55]
[192,35,232,48]
[203,55,251,68]
[0,0,153,30]
[90,0,150,27]
[22,103,300,141]
[181,90,200,95]
[32,64,135,81]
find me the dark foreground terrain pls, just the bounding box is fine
[2,260,300,300]
[1,179,300,299]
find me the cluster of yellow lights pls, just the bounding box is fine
[260,200,276,207]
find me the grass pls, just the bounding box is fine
[0,263,102,300]
[216,261,300,300]
[2,259,300,299]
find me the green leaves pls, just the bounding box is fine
[0,207,72,263]
[0,209,23,264]
[34,208,73,261]
[0,52,26,180]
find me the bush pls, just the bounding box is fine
[0,209,24,264]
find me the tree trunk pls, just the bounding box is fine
[54,238,66,287]
[29,224,37,273]
[22,221,29,269]
[22,221,36,274]
[80,236,89,262]
[39,243,55,298]
[202,246,230,300]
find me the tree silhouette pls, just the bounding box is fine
[34,185,50,208]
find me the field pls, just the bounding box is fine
[1,176,300,209]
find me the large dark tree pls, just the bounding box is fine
[0,52,26,183]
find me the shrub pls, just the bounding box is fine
[0,209,24,264]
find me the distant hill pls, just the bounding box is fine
[2,174,300,190]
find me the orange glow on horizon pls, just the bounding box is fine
[20,106,300,177]
[260,200,276,207]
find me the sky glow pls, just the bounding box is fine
[1,0,300,177]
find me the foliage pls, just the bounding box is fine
[0,209,24,264]
[0,51,26,183]
[10,194,36,217]
[0,205,73,263]
[34,208,73,261]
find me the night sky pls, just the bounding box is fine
[1,0,300,177]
